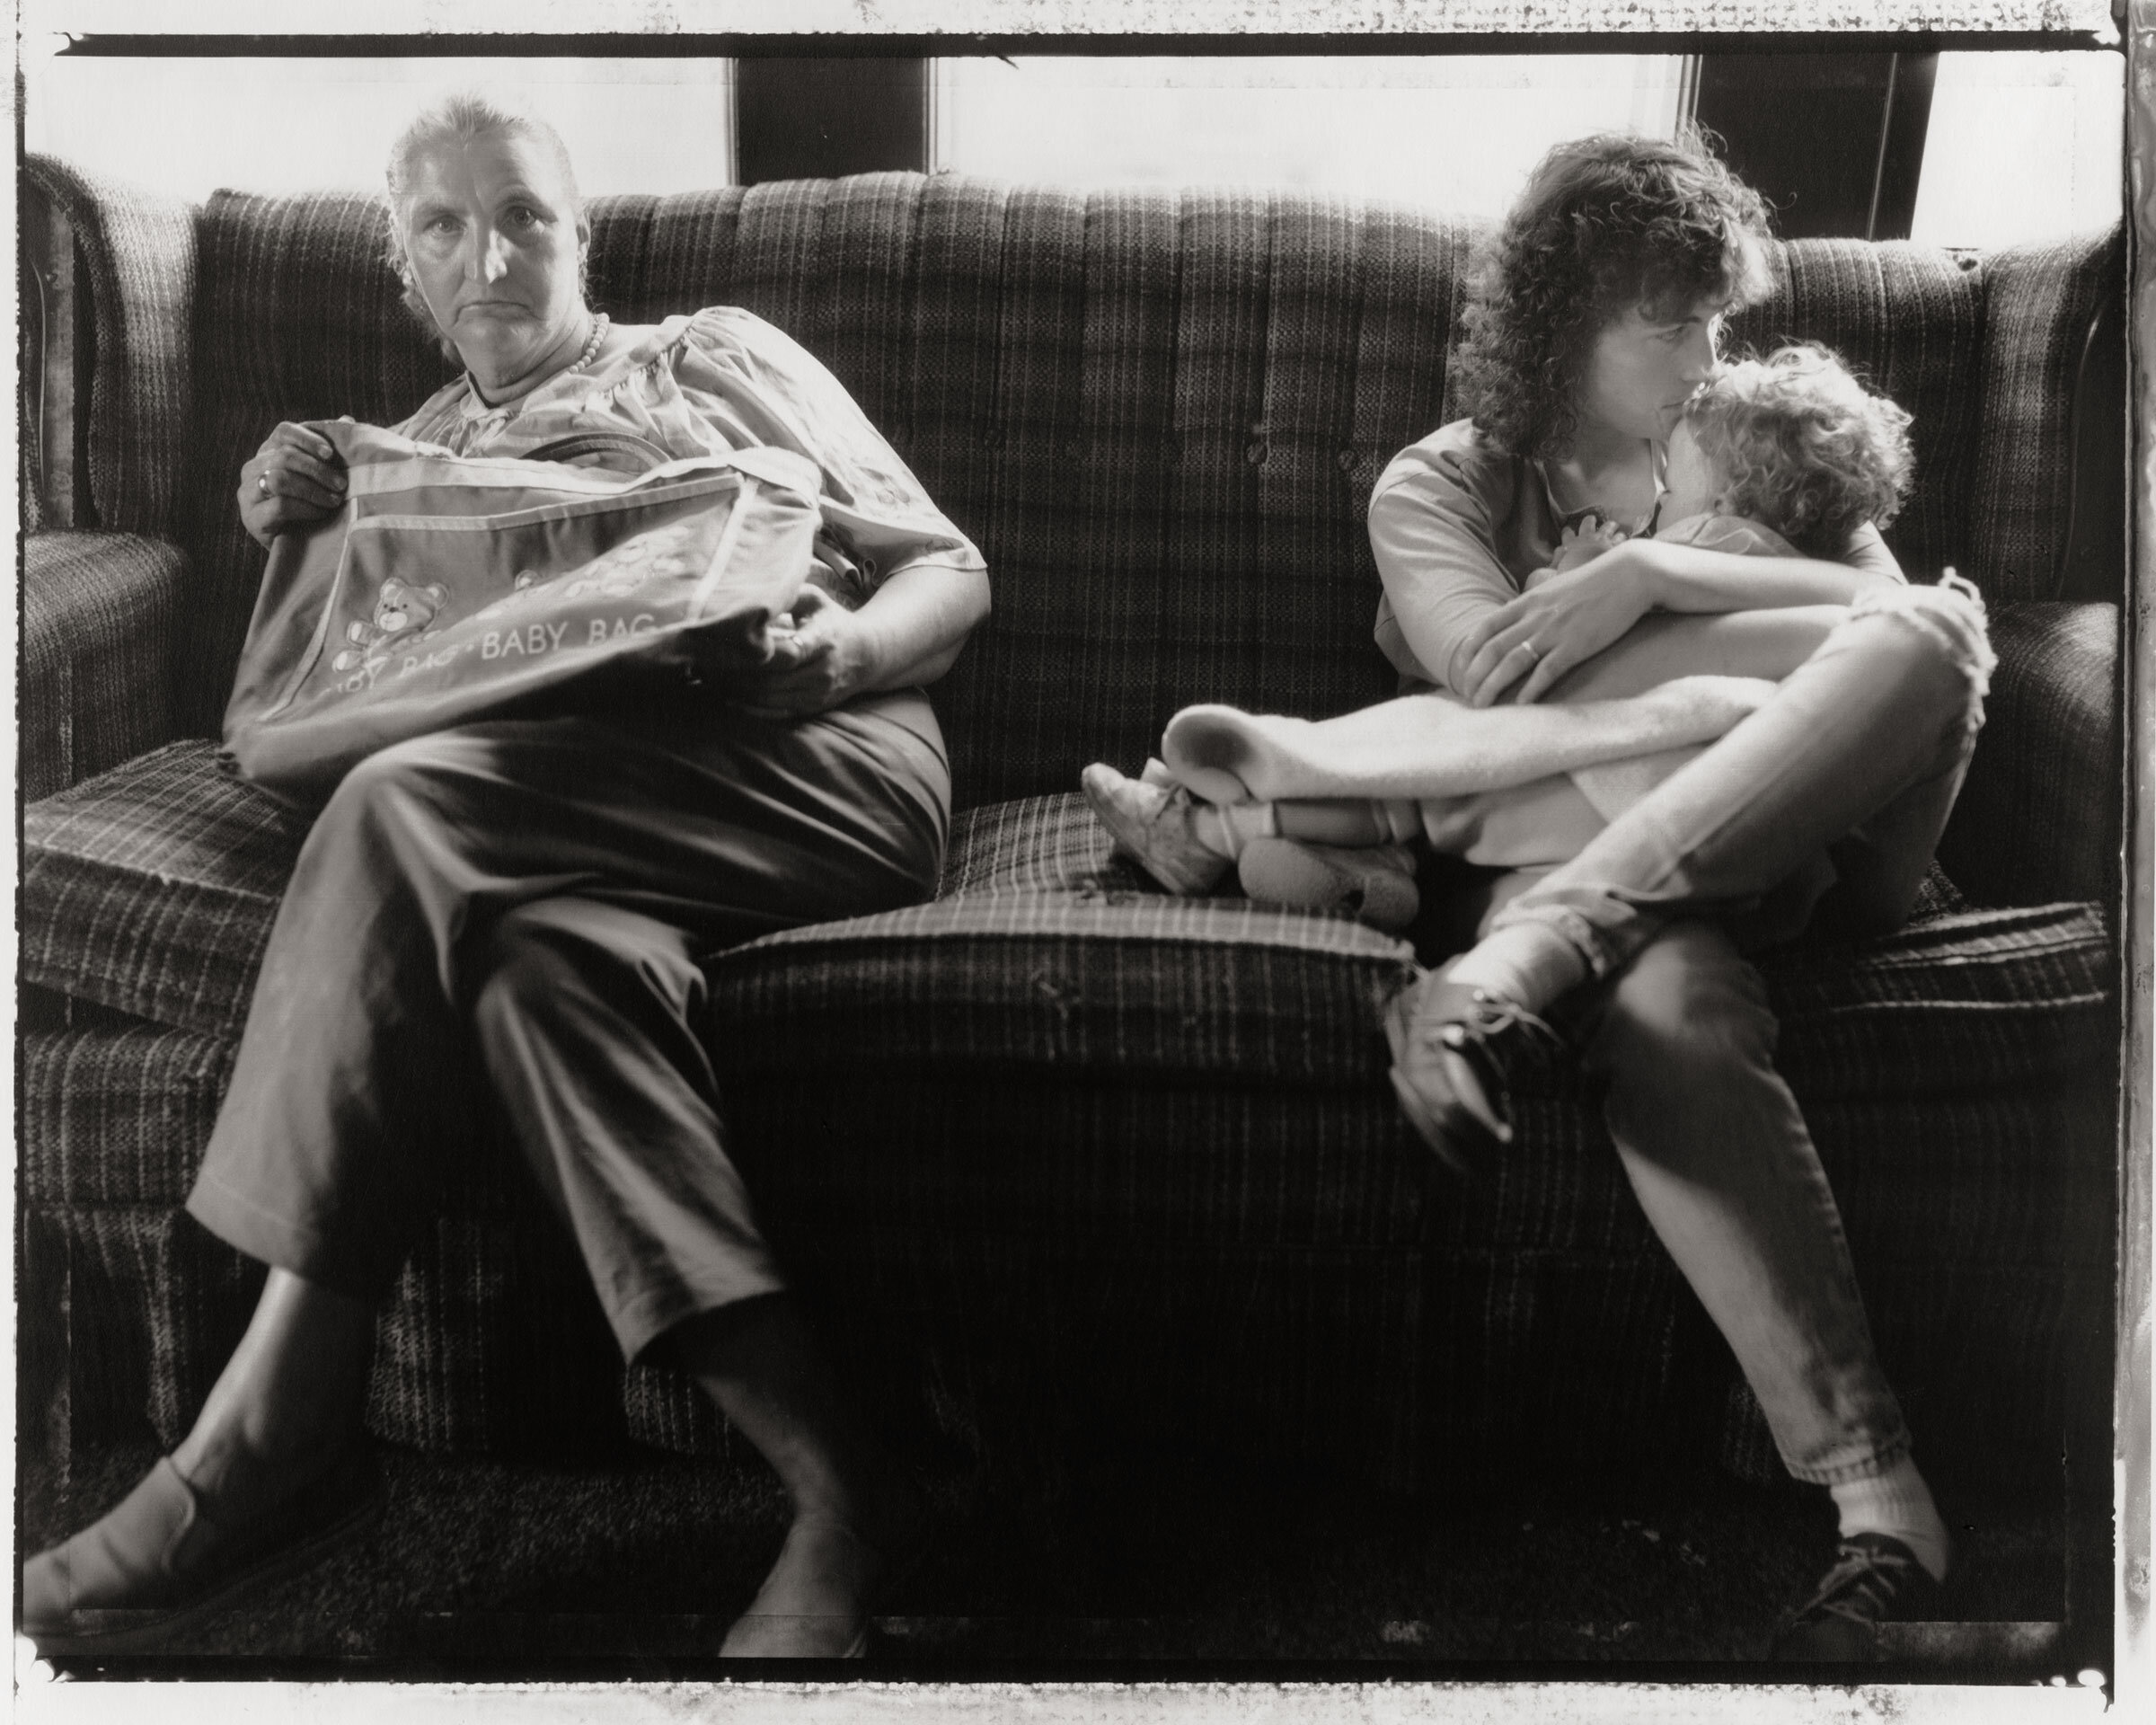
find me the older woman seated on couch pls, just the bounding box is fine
[24,92,989,1660]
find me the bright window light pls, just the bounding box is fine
[22,52,738,200]
[1910,51,2123,247]
[933,56,1690,217]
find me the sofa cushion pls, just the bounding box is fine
[23,746,2119,1096]
[22,741,304,1039]
[712,791,2117,1100]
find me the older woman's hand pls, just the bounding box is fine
[1456,545,1654,707]
[239,420,350,548]
[731,587,884,718]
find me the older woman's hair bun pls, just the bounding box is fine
[1686,343,1916,560]
[383,90,587,358]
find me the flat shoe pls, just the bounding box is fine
[22,1446,384,1656]
[720,1507,926,1660]
[1769,1532,1950,1661]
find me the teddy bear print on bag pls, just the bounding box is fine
[331,577,450,673]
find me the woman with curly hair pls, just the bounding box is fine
[1086,129,1993,1658]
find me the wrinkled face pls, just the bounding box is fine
[1577,293,1727,445]
[1658,418,1728,522]
[398,129,588,383]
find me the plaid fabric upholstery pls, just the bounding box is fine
[22,157,197,537]
[1968,226,2123,604]
[1937,599,2122,909]
[21,531,185,801]
[22,1024,234,1206]
[22,742,304,1038]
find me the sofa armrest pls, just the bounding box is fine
[22,157,197,539]
[22,531,190,801]
[1934,599,2119,910]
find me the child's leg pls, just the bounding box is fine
[1162,680,1771,806]
[1273,798,1418,846]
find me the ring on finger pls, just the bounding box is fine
[257,472,270,495]
[1518,638,1541,661]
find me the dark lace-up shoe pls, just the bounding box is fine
[1382,971,1560,1175]
[1769,1532,1949,1661]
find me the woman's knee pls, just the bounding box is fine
[1841,576,1995,730]
[472,898,704,1036]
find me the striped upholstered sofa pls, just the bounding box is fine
[20,157,2122,1504]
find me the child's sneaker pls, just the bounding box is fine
[1236,836,1420,933]
[1081,763,1233,896]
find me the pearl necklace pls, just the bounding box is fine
[561,311,611,378]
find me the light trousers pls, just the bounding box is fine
[188,688,950,1362]
[1486,579,1994,1483]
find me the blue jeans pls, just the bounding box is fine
[1485,578,1994,1483]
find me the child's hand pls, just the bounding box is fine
[1549,512,1626,574]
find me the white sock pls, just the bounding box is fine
[1830,1456,1951,1582]
[1192,800,1277,861]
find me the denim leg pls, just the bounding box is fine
[1489,577,1993,978]
[1578,918,1910,1483]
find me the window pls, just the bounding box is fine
[22,53,737,199]
[932,55,1691,217]
[22,46,2125,247]
[1910,50,2125,247]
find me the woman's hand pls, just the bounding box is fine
[731,587,884,718]
[239,420,350,548]
[1457,545,1654,707]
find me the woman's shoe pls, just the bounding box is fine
[719,1491,929,1660]
[1237,836,1420,933]
[1768,1532,1949,1660]
[1383,971,1560,1174]
[22,1444,384,1655]
[1081,762,1233,896]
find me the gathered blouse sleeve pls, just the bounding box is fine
[670,306,985,603]
[1368,424,1532,697]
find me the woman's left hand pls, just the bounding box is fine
[1456,545,1654,707]
[731,586,883,718]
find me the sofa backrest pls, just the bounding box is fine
[31,158,2119,808]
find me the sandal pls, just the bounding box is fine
[1383,971,1560,1175]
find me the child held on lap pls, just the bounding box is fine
[1083,343,1917,932]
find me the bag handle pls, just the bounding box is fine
[521,430,676,473]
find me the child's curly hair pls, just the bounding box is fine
[1454,128,1772,461]
[1685,344,1914,560]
